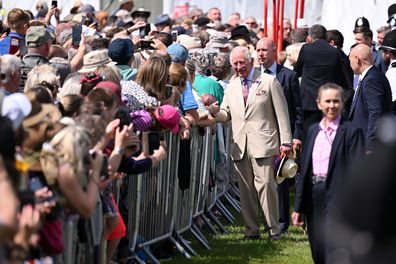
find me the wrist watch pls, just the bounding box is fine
[114,146,125,155]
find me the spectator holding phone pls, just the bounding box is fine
[15,96,69,258]
[40,125,104,219]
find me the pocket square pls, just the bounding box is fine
[256,88,268,95]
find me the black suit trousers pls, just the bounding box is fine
[306,182,326,264]
[277,179,290,232]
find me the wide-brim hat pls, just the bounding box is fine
[78,49,117,73]
[131,8,151,19]
[119,0,134,5]
[229,25,250,40]
[275,156,298,184]
[178,35,202,50]
[207,33,229,48]
[23,104,60,128]
[193,17,215,28]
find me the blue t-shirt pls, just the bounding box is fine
[180,81,198,112]
[0,32,25,55]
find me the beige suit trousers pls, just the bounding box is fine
[234,146,280,236]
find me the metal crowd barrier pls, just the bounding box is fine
[216,123,241,215]
[173,128,199,256]
[61,124,241,264]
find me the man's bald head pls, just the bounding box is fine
[257,37,276,49]
[256,37,276,68]
[354,44,374,63]
[349,44,374,74]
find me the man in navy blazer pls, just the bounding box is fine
[294,24,348,130]
[348,44,392,150]
[256,37,303,234]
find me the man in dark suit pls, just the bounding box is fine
[326,29,355,116]
[292,83,365,263]
[256,37,303,234]
[348,44,392,151]
[294,24,348,131]
[326,29,354,86]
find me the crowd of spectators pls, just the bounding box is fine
[1,0,396,263]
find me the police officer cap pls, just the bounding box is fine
[380,30,396,52]
[388,4,396,18]
[388,4,396,24]
[354,17,370,29]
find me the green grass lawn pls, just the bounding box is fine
[166,213,313,264]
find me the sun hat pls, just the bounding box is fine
[78,49,116,73]
[274,156,298,184]
[131,8,151,19]
[207,33,229,49]
[23,103,61,128]
[193,17,215,28]
[178,35,202,50]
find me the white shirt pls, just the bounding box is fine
[386,59,396,102]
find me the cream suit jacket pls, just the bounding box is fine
[217,70,292,161]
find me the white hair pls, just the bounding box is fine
[230,46,252,64]
[57,72,82,100]
[24,64,60,93]
[0,55,22,82]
